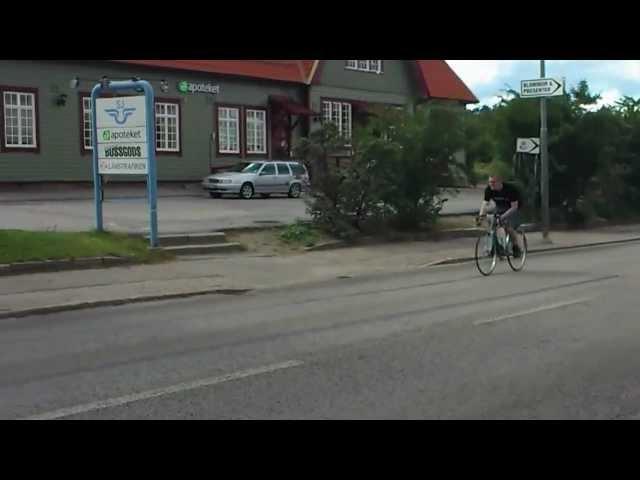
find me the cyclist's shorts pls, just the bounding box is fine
[497,211,522,230]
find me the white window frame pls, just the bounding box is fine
[3,90,37,149]
[322,100,352,142]
[81,96,93,151]
[218,106,241,155]
[155,101,180,153]
[345,60,383,74]
[245,108,267,155]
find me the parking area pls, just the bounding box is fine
[0,184,481,234]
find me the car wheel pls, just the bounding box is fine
[288,183,302,199]
[209,192,221,199]
[240,183,254,200]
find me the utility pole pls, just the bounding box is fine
[540,60,550,240]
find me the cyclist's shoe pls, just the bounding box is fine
[512,245,522,258]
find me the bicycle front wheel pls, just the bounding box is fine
[507,229,528,272]
[475,232,497,276]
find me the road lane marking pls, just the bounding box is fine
[21,360,304,420]
[474,298,592,326]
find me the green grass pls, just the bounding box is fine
[278,221,322,247]
[0,230,173,264]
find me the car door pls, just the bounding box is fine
[255,163,277,193]
[276,163,292,194]
[289,163,308,187]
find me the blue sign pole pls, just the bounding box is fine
[140,80,159,248]
[90,84,104,232]
[90,79,159,247]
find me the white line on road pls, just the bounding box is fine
[474,298,592,326]
[22,360,304,420]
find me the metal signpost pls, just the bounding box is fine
[90,79,158,247]
[516,137,540,155]
[520,77,564,98]
[516,137,541,219]
[521,64,564,240]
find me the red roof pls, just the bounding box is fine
[112,60,477,103]
[414,60,478,104]
[114,60,307,83]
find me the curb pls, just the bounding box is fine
[427,236,640,267]
[0,256,138,277]
[305,228,484,252]
[0,288,252,320]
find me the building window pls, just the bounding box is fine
[218,106,240,154]
[2,89,37,149]
[81,96,93,151]
[155,101,180,152]
[322,100,352,140]
[345,60,383,74]
[246,108,267,155]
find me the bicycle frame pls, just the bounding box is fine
[484,213,512,258]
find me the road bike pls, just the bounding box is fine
[474,213,528,276]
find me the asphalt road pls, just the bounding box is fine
[4,242,638,420]
[0,188,480,234]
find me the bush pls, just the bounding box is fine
[294,106,467,236]
[279,221,320,247]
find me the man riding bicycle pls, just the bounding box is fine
[476,175,523,258]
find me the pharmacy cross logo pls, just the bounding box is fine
[104,105,136,125]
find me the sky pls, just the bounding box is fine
[446,60,640,109]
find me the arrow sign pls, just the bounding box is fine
[516,137,540,154]
[521,78,564,98]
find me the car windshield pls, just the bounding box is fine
[240,163,263,174]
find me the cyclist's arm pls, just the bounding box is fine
[478,200,490,217]
[500,200,519,221]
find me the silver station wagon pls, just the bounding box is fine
[202,161,310,199]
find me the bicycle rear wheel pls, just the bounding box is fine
[507,229,528,272]
[475,232,497,276]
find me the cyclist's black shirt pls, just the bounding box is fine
[484,182,522,213]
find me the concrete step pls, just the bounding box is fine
[147,232,228,247]
[162,242,246,256]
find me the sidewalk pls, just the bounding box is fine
[2,224,640,319]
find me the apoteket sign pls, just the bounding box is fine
[96,96,148,174]
[177,80,220,94]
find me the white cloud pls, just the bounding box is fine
[600,88,622,105]
[582,88,622,112]
[480,95,504,107]
[446,60,518,88]
[619,61,640,80]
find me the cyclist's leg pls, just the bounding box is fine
[505,212,523,252]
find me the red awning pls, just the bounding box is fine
[269,95,315,116]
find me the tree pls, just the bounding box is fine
[614,96,640,120]
[376,106,466,230]
[292,106,467,236]
[570,79,602,111]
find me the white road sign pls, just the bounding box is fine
[517,137,540,154]
[521,78,564,98]
[96,96,148,174]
